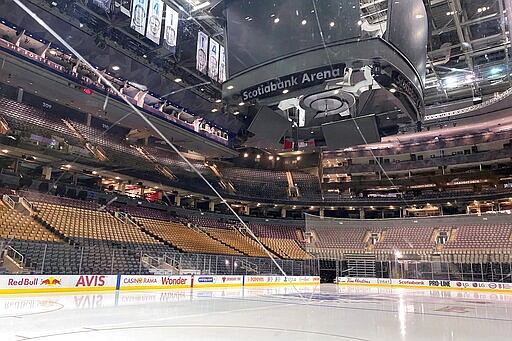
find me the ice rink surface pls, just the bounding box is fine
[1,284,512,340]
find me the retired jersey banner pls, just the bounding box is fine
[145,0,163,44]
[130,0,149,35]
[218,45,226,83]
[163,4,179,51]
[196,31,208,74]
[208,38,220,81]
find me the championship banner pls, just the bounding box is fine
[196,31,208,74]
[119,0,131,16]
[130,0,149,35]
[163,4,179,51]
[92,0,111,12]
[208,38,220,81]
[218,45,226,83]
[145,0,163,44]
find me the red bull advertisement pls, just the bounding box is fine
[0,275,117,294]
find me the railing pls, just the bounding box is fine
[2,194,15,209]
[5,245,25,267]
[2,241,317,276]
[20,197,34,215]
[324,148,512,174]
[334,260,512,283]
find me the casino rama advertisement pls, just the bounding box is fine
[193,275,243,288]
[119,275,192,290]
[0,275,118,293]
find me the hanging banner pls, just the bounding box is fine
[218,45,226,83]
[146,0,163,44]
[92,0,112,12]
[163,4,179,51]
[208,38,220,81]
[130,0,149,35]
[119,0,132,16]
[196,31,208,74]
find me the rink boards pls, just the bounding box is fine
[337,277,512,293]
[0,275,320,294]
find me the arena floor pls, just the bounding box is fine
[1,284,512,340]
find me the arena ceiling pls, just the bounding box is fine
[3,0,512,134]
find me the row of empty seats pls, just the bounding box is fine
[136,218,241,255]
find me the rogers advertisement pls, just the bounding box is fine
[245,276,320,286]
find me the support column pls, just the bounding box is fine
[86,113,92,127]
[319,208,325,218]
[209,200,215,212]
[281,207,286,218]
[244,205,250,215]
[359,208,365,219]
[175,195,181,206]
[118,183,126,194]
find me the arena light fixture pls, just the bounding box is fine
[276,157,280,161]
[211,108,218,112]
[227,85,234,90]
[243,153,249,158]
[174,78,182,83]
[215,99,222,103]
[301,19,307,25]
[239,102,245,106]
[1,149,8,153]
[111,65,120,71]
[282,89,289,94]
[233,111,240,115]
[329,21,335,27]
[274,18,280,24]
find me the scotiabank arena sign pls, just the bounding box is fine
[0,275,117,293]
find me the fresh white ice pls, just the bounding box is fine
[1,284,512,340]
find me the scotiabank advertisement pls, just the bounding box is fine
[0,275,117,293]
[119,275,192,290]
[193,275,243,288]
[338,277,512,292]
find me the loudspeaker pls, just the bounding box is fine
[321,114,380,149]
